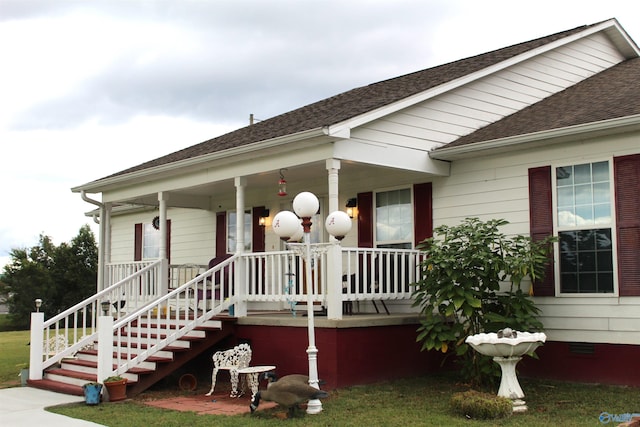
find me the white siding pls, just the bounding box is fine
[351,33,626,152]
[109,208,217,265]
[431,131,640,345]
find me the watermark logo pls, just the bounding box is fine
[599,412,640,424]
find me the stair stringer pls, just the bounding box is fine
[126,317,238,396]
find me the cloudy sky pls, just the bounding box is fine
[1,0,639,270]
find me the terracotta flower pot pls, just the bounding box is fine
[104,378,128,402]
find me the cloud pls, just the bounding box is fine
[5,0,455,132]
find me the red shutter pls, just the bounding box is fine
[216,212,227,257]
[357,192,373,248]
[134,223,142,261]
[252,206,266,252]
[528,166,555,296]
[614,154,640,296]
[413,182,433,245]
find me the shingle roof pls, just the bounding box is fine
[439,57,640,149]
[102,23,593,181]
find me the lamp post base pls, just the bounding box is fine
[306,399,323,414]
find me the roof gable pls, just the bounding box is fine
[434,57,640,156]
[77,19,637,189]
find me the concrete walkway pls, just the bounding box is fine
[0,386,104,427]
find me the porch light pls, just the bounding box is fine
[35,298,42,312]
[272,210,300,241]
[288,224,304,242]
[259,209,270,227]
[325,211,351,240]
[278,168,288,196]
[345,197,357,218]
[271,191,352,415]
[101,300,111,316]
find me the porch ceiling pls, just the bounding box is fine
[110,159,435,210]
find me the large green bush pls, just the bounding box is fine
[412,218,554,386]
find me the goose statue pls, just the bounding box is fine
[250,377,329,418]
[261,372,310,388]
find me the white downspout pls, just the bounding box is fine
[81,191,106,292]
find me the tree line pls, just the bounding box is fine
[0,225,98,330]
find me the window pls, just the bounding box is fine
[227,210,252,252]
[142,223,160,260]
[375,188,412,249]
[555,161,614,293]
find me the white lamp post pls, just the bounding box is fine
[272,191,351,414]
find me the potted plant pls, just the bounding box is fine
[82,382,103,405]
[103,375,128,402]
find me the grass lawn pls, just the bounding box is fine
[0,328,29,387]
[2,327,638,426]
[46,373,640,427]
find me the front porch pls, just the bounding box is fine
[28,246,429,396]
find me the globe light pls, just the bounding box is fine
[292,192,319,218]
[272,210,300,240]
[288,224,305,242]
[325,211,352,240]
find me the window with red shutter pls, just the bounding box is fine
[134,220,171,262]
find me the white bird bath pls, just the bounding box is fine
[465,330,546,412]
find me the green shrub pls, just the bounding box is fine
[412,218,555,386]
[450,390,512,420]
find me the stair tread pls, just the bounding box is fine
[47,368,96,381]
[78,349,173,363]
[28,379,84,396]
[64,359,97,368]
[47,368,138,385]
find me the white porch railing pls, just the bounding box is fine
[239,247,423,305]
[109,255,237,377]
[31,260,166,375]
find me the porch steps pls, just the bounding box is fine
[28,316,237,398]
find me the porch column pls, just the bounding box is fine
[158,192,169,295]
[234,177,248,317]
[104,202,112,266]
[326,159,343,320]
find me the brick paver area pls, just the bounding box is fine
[142,390,277,416]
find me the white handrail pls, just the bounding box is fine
[36,260,164,370]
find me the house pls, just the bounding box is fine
[29,18,640,397]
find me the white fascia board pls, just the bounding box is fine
[334,139,450,176]
[603,18,640,57]
[430,114,640,160]
[72,127,328,194]
[326,20,636,136]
